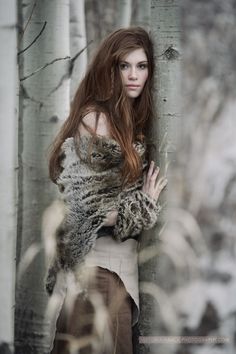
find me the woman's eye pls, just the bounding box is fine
[119,63,128,70]
[138,64,148,70]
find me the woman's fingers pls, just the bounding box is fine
[143,171,147,185]
[142,161,168,201]
[143,161,156,192]
[155,176,167,189]
[147,160,155,180]
[104,210,118,226]
[154,177,168,199]
[147,162,159,183]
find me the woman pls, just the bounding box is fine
[46,27,167,354]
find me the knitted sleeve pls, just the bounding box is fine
[113,190,162,242]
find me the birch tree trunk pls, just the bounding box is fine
[132,0,151,30]
[85,0,117,60]
[0,1,18,353]
[70,0,87,100]
[137,1,181,353]
[116,0,132,28]
[15,1,70,353]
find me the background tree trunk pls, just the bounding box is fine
[116,0,132,28]
[70,0,87,100]
[85,0,117,60]
[0,1,18,353]
[15,1,70,353]
[137,1,181,353]
[132,0,151,30]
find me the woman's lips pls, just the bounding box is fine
[126,85,140,89]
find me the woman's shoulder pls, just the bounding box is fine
[56,109,119,171]
[78,109,111,138]
[74,109,122,159]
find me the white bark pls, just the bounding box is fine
[16,0,70,353]
[116,0,132,28]
[0,0,17,351]
[138,1,181,354]
[70,0,87,100]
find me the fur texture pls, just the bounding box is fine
[45,134,161,295]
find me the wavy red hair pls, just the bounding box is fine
[48,27,155,186]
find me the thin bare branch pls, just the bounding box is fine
[18,21,47,56]
[69,40,93,76]
[19,1,37,42]
[49,41,93,95]
[48,71,69,96]
[20,84,44,106]
[19,56,70,81]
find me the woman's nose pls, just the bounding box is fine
[128,66,138,80]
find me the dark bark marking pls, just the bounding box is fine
[163,45,180,60]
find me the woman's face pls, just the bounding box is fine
[119,48,148,99]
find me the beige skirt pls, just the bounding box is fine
[83,236,140,327]
[45,237,139,353]
[49,266,134,354]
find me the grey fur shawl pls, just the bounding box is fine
[45,134,161,295]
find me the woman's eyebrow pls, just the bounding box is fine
[120,60,148,64]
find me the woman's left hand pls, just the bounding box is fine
[142,161,168,202]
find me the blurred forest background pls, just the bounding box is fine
[0,0,236,354]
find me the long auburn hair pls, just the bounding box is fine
[48,27,155,186]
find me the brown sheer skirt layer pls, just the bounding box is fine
[50,266,133,354]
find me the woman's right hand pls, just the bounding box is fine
[104,210,118,226]
[142,161,168,202]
